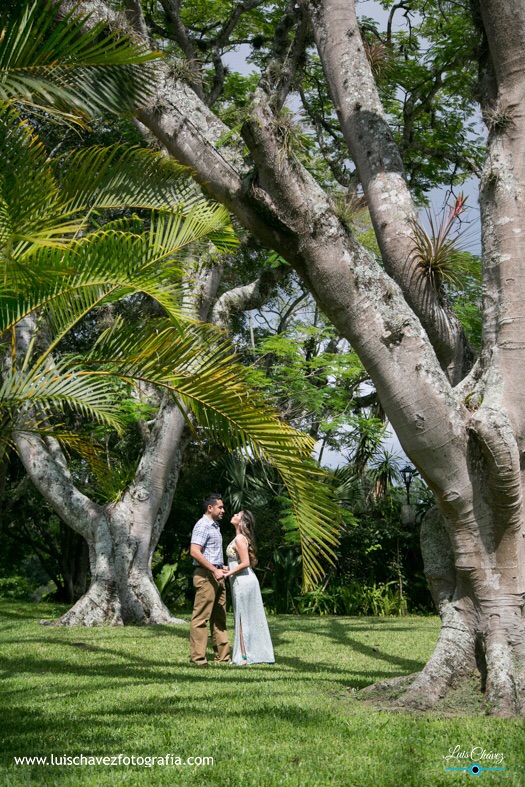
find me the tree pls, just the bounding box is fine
[61,0,525,715]
[1,1,340,627]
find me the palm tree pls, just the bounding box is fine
[0,1,341,624]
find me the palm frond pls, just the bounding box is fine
[0,204,236,347]
[0,106,71,252]
[56,145,197,214]
[0,111,235,261]
[82,320,341,585]
[0,0,158,122]
[1,360,127,434]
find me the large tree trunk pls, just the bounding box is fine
[19,401,190,626]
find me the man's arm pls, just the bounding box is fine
[190,544,225,580]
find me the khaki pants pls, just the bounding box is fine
[190,568,230,663]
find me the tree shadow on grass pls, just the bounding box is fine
[268,614,438,635]
[0,636,424,706]
[267,618,430,675]
[0,613,430,693]
[0,689,343,784]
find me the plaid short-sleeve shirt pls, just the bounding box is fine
[191,514,224,567]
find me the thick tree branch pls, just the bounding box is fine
[210,262,289,329]
[301,0,471,383]
[132,67,302,261]
[15,431,103,538]
[478,0,525,444]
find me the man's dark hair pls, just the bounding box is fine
[203,493,223,514]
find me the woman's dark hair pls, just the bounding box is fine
[239,510,257,567]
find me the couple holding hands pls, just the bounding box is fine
[189,493,275,667]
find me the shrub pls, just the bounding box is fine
[297,580,407,616]
[0,576,35,600]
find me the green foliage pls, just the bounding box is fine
[278,497,301,547]
[0,0,159,125]
[154,562,177,597]
[211,454,275,511]
[243,297,368,453]
[448,256,482,354]
[262,548,302,614]
[298,580,407,617]
[0,575,34,600]
[376,0,484,197]
[153,562,189,606]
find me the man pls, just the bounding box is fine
[189,493,230,665]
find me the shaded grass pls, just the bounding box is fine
[0,602,523,785]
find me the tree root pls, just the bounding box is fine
[359,604,525,716]
[41,583,124,626]
[359,673,416,702]
[359,601,478,710]
[40,576,186,626]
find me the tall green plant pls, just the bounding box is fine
[0,0,158,124]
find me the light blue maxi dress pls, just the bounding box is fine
[226,538,275,665]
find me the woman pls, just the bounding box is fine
[224,510,275,665]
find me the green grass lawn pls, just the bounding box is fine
[0,601,523,786]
